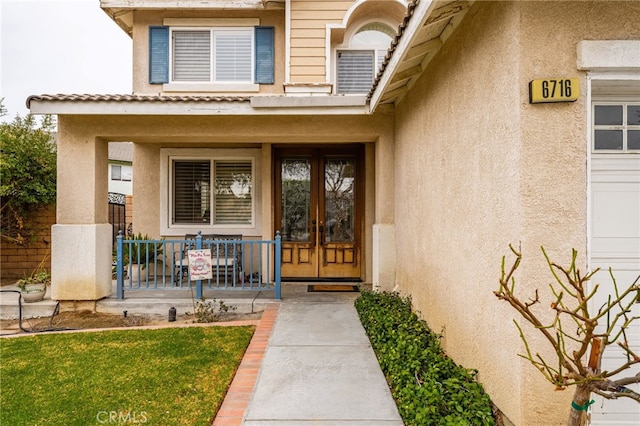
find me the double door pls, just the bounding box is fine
[275,147,362,279]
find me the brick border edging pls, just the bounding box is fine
[212,302,280,426]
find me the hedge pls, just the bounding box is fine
[355,291,496,426]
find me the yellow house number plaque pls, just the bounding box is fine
[529,78,579,104]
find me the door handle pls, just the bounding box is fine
[311,220,317,246]
[318,222,324,246]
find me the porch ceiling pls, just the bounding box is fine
[369,0,475,110]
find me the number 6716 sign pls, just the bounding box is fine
[529,78,579,104]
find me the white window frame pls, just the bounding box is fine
[111,164,122,181]
[333,20,395,95]
[166,27,258,92]
[110,164,132,181]
[160,148,261,236]
[592,101,640,153]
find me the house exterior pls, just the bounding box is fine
[27,1,639,424]
[108,142,133,196]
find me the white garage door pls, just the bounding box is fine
[589,150,640,425]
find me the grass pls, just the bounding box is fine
[0,326,254,425]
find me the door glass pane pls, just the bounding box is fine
[594,130,623,150]
[594,105,623,125]
[324,157,355,243]
[281,159,311,242]
[629,130,640,150]
[627,105,640,125]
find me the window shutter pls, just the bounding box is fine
[173,30,211,81]
[336,50,374,94]
[214,161,252,225]
[149,26,169,84]
[255,26,274,84]
[215,31,252,82]
[173,161,211,225]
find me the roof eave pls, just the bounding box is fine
[369,0,474,112]
[27,98,369,117]
[100,0,285,37]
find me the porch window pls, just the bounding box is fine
[172,159,253,226]
[593,103,640,151]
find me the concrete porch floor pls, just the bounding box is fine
[0,281,369,320]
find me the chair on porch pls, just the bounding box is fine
[211,234,243,285]
[174,234,243,285]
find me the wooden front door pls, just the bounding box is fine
[275,146,363,280]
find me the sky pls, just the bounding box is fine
[0,0,132,122]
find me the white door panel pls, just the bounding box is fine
[589,155,640,425]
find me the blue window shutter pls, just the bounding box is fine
[149,26,169,84]
[254,26,274,84]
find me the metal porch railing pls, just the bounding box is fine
[115,231,281,300]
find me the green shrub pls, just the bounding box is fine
[355,291,495,426]
[122,233,164,269]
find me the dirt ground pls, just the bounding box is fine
[0,310,262,335]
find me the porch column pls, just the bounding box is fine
[372,127,396,292]
[51,120,112,302]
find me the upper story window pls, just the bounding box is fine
[172,28,253,83]
[593,102,640,152]
[336,23,394,94]
[149,26,274,88]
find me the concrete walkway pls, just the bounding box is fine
[215,287,403,425]
[1,283,403,424]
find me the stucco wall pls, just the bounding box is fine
[393,1,640,425]
[131,9,285,95]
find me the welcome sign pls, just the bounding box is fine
[187,249,213,280]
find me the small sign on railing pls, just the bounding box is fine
[187,249,212,280]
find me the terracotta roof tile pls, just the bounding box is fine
[368,0,419,101]
[26,93,251,108]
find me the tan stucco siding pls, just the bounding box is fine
[394,1,640,425]
[56,116,110,224]
[289,0,353,83]
[131,10,285,95]
[515,3,640,422]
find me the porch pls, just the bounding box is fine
[0,281,367,321]
[114,232,282,300]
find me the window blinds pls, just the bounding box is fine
[214,161,252,225]
[173,161,211,224]
[173,30,211,81]
[337,50,375,94]
[214,32,252,82]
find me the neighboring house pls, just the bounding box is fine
[108,142,133,195]
[27,1,639,424]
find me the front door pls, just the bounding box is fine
[275,146,362,280]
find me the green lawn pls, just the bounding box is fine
[0,326,254,425]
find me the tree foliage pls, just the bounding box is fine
[495,245,639,426]
[0,99,56,244]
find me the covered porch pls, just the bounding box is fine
[26,98,398,306]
